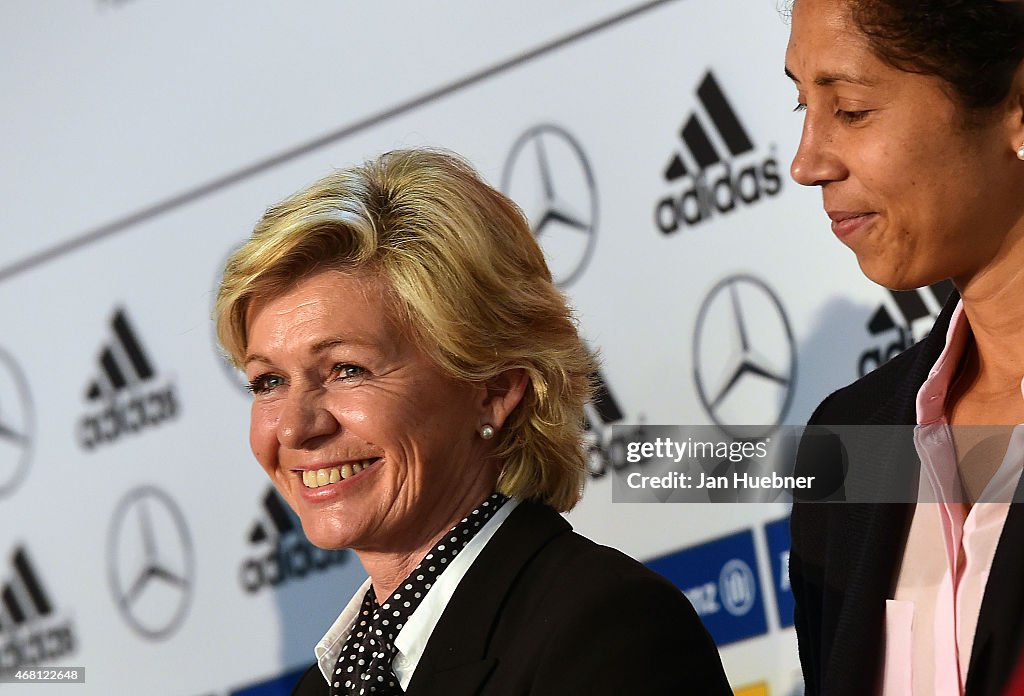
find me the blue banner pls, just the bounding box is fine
[646,529,768,646]
[764,516,794,628]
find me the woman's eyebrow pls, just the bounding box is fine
[785,66,879,87]
[309,336,375,354]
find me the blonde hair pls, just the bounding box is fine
[215,149,594,511]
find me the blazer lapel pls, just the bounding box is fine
[404,502,570,696]
[966,479,1024,695]
[823,294,958,695]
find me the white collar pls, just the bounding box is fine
[314,498,520,690]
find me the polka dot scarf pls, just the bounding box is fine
[329,493,509,695]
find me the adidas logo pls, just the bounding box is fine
[0,547,76,674]
[0,548,52,631]
[857,281,956,377]
[655,71,782,233]
[239,488,349,593]
[583,369,649,477]
[866,281,955,335]
[248,487,297,544]
[77,308,180,450]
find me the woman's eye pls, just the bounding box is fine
[332,364,367,382]
[793,102,807,113]
[247,374,284,395]
[837,109,870,124]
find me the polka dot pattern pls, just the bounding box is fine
[329,493,508,695]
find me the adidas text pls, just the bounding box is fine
[0,622,75,674]
[858,327,913,378]
[78,384,179,450]
[240,536,348,593]
[655,156,782,233]
[585,424,649,478]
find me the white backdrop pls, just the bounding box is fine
[0,2,944,694]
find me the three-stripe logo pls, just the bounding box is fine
[0,547,76,674]
[664,72,755,182]
[583,369,626,478]
[582,368,652,477]
[655,71,782,233]
[249,488,296,544]
[84,309,154,401]
[239,488,348,593]
[0,548,52,633]
[77,308,180,450]
[857,280,956,377]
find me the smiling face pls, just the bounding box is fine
[244,268,499,554]
[786,0,1024,290]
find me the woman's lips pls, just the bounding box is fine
[294,457,381,499]
[299,458,380,488]
[828,211,877,240]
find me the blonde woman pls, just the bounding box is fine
[216,150,729,696]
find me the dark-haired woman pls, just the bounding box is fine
[784,1,1024,695]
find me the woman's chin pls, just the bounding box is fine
[299,518,355,551]
[856,257,941,293]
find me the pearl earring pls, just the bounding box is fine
[480,424,495,440]
[1017,143,1024,161]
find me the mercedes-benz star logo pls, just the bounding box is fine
[693,275,796,439]
[501,124,598,287]
[107,485,194,640]
[0,348,33,499]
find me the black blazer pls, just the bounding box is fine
[292,500,731,695]
[790,294,1024,696]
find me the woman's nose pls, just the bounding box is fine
[790,113,846,187]
[277,388,339,449]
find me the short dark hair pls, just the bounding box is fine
[851,0,1024,111]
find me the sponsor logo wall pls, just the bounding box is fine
[656,71,783,234]
[0,350,33,499]
[1,1,896,693]
[693,274,796,440]
[107,485,194,640]
[78,309,181,451]
[501,124,598,287]
[0,547,78,675]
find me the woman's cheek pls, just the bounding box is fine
[249,408,279,466]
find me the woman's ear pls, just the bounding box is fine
[1007,59,1024,155]
[480,368,529,431]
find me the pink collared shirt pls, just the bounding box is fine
[881,301,1024,695]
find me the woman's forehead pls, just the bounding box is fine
[786,0,874,76]
[245,271,395,350]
